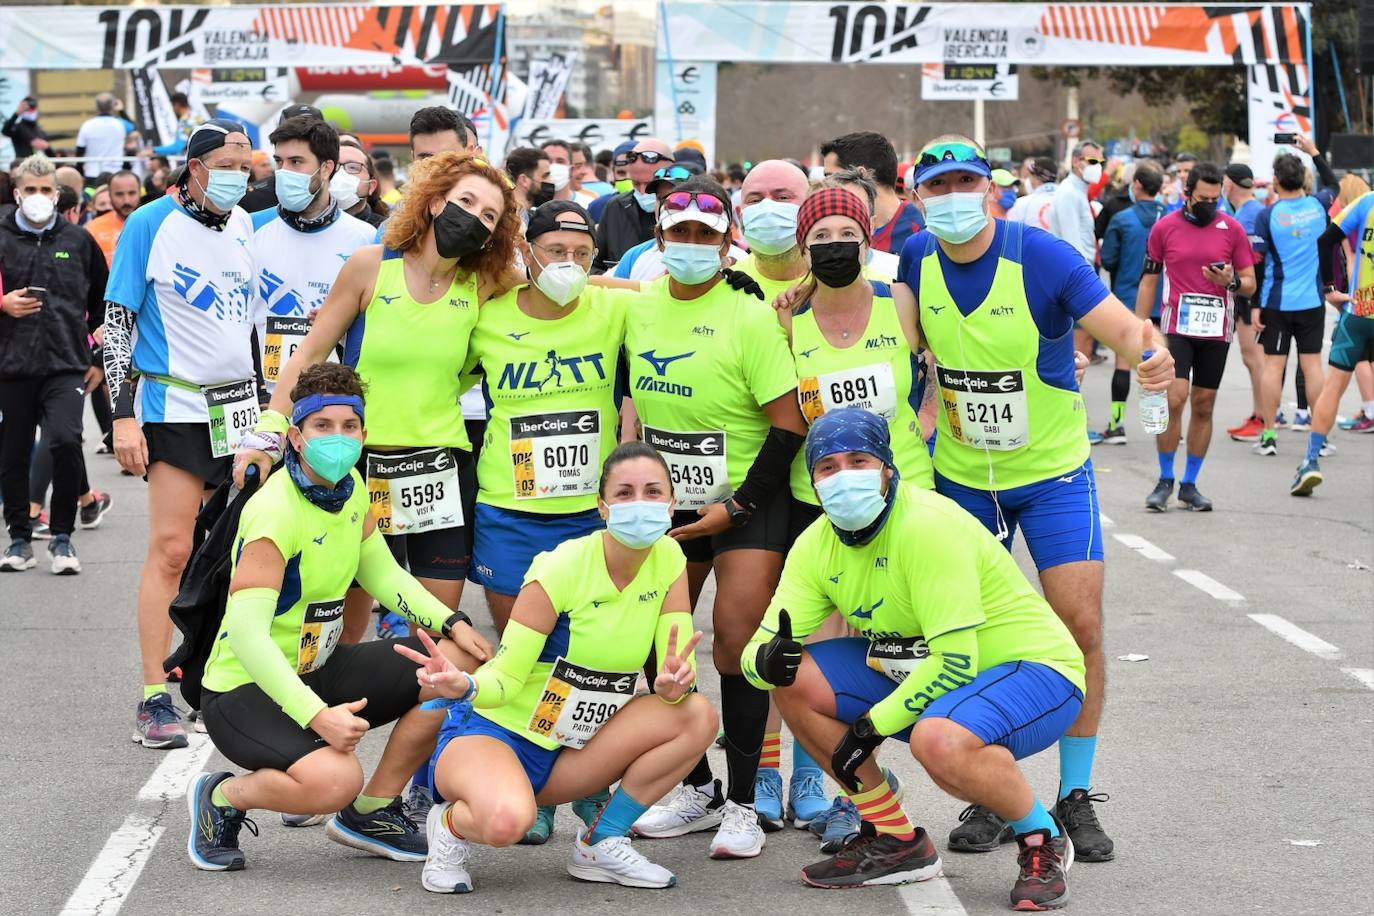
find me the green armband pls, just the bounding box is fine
[471,619,547,709]
[654,611,697,703]
[256,409,289,435]
[225,587,327,728]
[355,530,453,632]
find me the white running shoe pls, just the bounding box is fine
[280,812,327,827]
[631,780,724,838]
[709,800,765,859]
[568,828,677,888]
[422,803,473,894]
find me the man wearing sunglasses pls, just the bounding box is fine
[896,134,1174,866]
[592,139,675,274]
[1050,141,1104,267]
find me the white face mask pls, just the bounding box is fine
[532,253,588,306]
[548,162,571,191]
[329,168,362,210]
[1081,163,1103,184]
[17,193,54,225]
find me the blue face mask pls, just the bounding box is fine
[742,198,800,255]
[276,166,321,213]
[606,500,671,548]
[1254,187,1270,202]
[662,241,723,285]
[197,162,248,211]
[815,468,887,531]
[997,189,1018,211]
[634,190,658,213]
[302,433,363,485]
[922,191,989,244]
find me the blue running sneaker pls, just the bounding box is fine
[787,767,829,828]
[326,797,426,861]
[376,611,410,639]
[572,789,611,828]
[1290,459,1322,497]
[819,796,861,853]
[753,768,784,832]
[520,805,556,845]
[809,795,843,837]
[187,772,257,871]
[1086,430,1104,445]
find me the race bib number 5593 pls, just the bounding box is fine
[367,448,464,535]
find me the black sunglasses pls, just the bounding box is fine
[625,151,673,165]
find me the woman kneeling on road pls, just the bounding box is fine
[187,364,492,872]
[397,441,718,892]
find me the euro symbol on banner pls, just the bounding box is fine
[679,66,698,84]
[527,126,551,146]
[260,84,279,101]
[627,121,650,141]
[988,81,1004,98]
[678,101,695,116]
[577,124,604,146]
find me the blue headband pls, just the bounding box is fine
[804,408,894,475]
[292,394,365,427]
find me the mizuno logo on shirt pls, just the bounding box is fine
[312,533,327,545]
[592,600,606,607]
[851,598,883,620]
[800,347,819,358]
[828,571,843,583]
[927,305,946,314]
[337,253,350,261]
[639,349,694,376]
[508,331,530,340]
[378,294,400,305]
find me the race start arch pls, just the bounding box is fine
[654,2,1313,177]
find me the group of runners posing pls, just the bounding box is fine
[107,118,1173,911]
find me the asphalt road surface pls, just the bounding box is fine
[4,342,1371,916]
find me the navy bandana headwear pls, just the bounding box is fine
[805,407,900,546]
[286,393,364,512]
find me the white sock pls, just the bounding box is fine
[1364,400,1374,417]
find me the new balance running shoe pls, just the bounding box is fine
[133,692,188,749]
[754,768,785,832]
[186,772,256,871]
[948,803,1014,853]
[1010,828,1073,911]
[422,803,473,894]
[632,780,724,838]
[568,828,676,888]
[709,800,765,859]
[1052,790,1114,862]
[1290,459,1323,496]
[801,822,943,889]
[787,767,830,828]
[326,797,426,861]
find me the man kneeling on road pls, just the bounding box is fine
[742,408,1086,912]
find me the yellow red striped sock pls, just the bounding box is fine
[444,804,466,840]
[760,732,782,769]
[851,779,915,840]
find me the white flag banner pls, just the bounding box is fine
[523,52,576,120]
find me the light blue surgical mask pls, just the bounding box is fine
[815,468,886,531]
[302,433,363,485]
[606,500,671,548]
[197,162,248,211]
[662,241,722,285]
[741,198,801,255]
[633,190,658,212]
[1254,187,1270,203]
[276,166,321,213]
[922,191,989,244]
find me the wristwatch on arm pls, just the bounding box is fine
[722,494,752,528]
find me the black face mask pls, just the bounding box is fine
[529,181,555,208]
[1185,199,1217,225]
[433,201,491,259]
[809,241,864,288]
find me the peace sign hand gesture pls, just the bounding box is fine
[393,629,476,701]
[654,623,703,704]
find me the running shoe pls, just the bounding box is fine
[133,692,188,749]
[281,812,328,827]
[1010,828,1074,911]
[1336,411,1364,430]
[1085,430,1104,445]
[819,795,861,853]
[376,611,410,639]
[568,828,677,888]
[1145,478,1174,512]
[948,803,1014,853]
[572,788,611,828]
[709,800,765,859]
[1098,425,1127,445]
[326,797,427,861]
[404,782,434,825]
[632,780,724,838]
[1274,409,1290,429]
[1347,412,1374,433]
[79,490,113,529]
[1320,441,1337,457]
[1228,415,1263,441]
[186,707,208,734]
[787,767,830,828]
[422,803,473,894]
[801,822,943,889]
[1175,483,1213,512]
[1290,460,1323,496]
[1290,410,1312,432]
[186,771,256,871]
[1252,435,1278,456]
[95,442,113,455]
[49,534,80,575]
[754,768,785,832]
[29,513,50,540]
[808,795,842,837]
[1052,789,1114,862]
[520,805,556,845]
[0,539,36,572]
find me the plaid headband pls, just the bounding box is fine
[797,187,871,245]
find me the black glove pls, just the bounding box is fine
[721,267,765,300]
[832,714,884,793]
[753,609,802,686]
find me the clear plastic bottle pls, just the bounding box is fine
[1138,349,1169,434]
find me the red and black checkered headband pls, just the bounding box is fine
[796,186,872,246]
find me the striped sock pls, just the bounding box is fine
[759,732,782,769]
[444,805,466,840]
[851,779,915,840]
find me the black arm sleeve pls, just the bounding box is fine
[1318,221,1346,287]
[1312,152,1339,195]
[733,426,806,512]
[85,239,108,333]
[1,113,15,138]
[103,303,136,419]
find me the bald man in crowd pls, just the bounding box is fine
[592,137,676,272]
[731,159,812,301]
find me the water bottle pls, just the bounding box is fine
[1138,349,1169,434]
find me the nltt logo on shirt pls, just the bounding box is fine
[865,334,898,349]
[496,349,609,391]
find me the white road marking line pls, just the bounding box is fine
[1173,569,1245,601]
[1112,532,1174,562]
[899,875,970,915]
[1247,614,1343,661]
[64,737,214,915]
[1099,512,1114,528]
[1340,668,1374,690]
[60,815,165,916]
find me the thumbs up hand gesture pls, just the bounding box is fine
[754,610,804,687]
[1136,320,1174,392]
